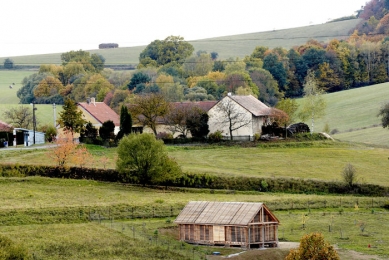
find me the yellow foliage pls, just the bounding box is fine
[156,74,174,85]
[285,233,339,260]
[47,132,78,167]
[207,71,226,82]
[34,76,64,97]
[72,145,93,168]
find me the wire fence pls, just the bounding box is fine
[83,197,389,259]
[91,217,211,260]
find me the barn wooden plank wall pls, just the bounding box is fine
[175,201,280,248]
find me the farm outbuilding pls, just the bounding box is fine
[174,201,279,248]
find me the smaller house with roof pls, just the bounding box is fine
[138,101,217,137]
[78,98,120,134]
[208,94,270,140]
[175,201,279,248]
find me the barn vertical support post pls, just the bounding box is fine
[248,226,251,249]
[261,207,265,248]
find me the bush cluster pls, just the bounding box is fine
[1,163,388,197]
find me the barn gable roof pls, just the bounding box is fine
[78,101,120,127]
[175,201,279,225]
[228,95,270,117]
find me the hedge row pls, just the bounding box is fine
[0,164,388,197]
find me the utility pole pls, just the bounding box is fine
[53,103,56,127]
[32,103,37,145]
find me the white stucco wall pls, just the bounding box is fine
[208,98,253,138]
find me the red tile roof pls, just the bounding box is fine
[0,120,13,132]
[78,102,120,126]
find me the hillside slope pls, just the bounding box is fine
[3,19,362,67]
[298,82,389,147]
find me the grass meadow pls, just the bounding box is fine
[0,176,388,258]
[2,142,387,185]
[297,82,389,147]
[0,70,35,104]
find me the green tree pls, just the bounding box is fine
[263,53,288,92]
[99,120,115,141]
[186,108,209,139]
[250,68,282,106]
[61,50,105,72]
[342,163,357,189]
[116,105,132,140]
[250,46,268,60]
[275,98,298,125]
[139,36,194,66]
[116,133,181,186]
[3,58,14,69]
[39,124,58,142]
[17,73,51,104]
[298,71,326,133]
[127,72,151,91]
[3,106,34,129]
[58,98,87,137]
[80,122,98,140]
[378,102,389,129]
[3,106,33,129]
[183,53,214,77]
[129,93,170,136]
[285,232,339,260]
[84,74,114,101]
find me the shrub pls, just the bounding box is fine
[156,132,173,140]
[116,134,182,186]
[342,163,357,189]
[208,130,223,142]
[285,233,339,260]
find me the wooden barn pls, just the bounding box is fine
[174,201,279,248]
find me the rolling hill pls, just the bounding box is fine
[297,82,389,147]
[1,19,362,67]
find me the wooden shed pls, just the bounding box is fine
[174,201,279,248]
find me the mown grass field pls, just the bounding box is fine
[1,19,361,66]
[2,142,388,186]
[297,82,389,147]
[0,70,35,104]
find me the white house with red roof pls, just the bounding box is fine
[78,98,120,134]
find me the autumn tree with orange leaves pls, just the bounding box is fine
[48,132,92,167]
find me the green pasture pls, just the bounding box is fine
[0,70,35,104]
[297,82,389,147]
[1,141,389,187]
[0,176,387,259]
[2,19,360,66]
[1,177,388,212]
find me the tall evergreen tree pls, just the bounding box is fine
[58,98,87,138]
[116,105,132,140]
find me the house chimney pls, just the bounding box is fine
[90,97,96,105]
[227,92,232,96]
[86,97,90,104]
